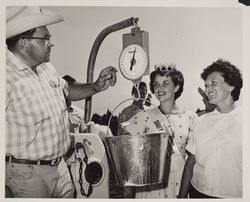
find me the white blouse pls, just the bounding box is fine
[187,106,242,198]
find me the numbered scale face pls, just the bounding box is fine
[119,44,148,81]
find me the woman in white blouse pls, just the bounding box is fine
[178,59,243,198]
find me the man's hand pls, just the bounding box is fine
[94,66,117,92]
[67,66,117,100]
[198,87,216,113]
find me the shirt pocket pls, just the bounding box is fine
[49,82,67,113]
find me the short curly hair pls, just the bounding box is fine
[201,59,243,101]
[149,64,184,100]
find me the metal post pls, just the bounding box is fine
[84,17,139,125]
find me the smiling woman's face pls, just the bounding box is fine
[153,75,178,103]
[204,71,234,106]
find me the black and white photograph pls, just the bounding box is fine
[1,0,250,201]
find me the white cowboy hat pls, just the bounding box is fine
[6,6,64,39]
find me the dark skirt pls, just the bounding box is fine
[189,184,220,199]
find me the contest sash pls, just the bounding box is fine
[144,108,186,161]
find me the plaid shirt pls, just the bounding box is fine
[6,49,70,160]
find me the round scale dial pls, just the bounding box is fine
[119,44,148,81]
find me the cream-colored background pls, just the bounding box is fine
[0,0,249,202]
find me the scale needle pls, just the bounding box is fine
[130,47,136,70]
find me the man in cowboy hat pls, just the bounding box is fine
[5,6,117,198]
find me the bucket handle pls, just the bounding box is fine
[106,97,174,139]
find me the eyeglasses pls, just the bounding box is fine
[23,34,52,45]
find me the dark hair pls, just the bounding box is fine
[131,81,147,96]
[201,59,243,101]
[149,64,184,100]
[6,28,36,51]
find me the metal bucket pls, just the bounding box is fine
[104,132,169,187]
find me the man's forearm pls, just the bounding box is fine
[67,82,100,101]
